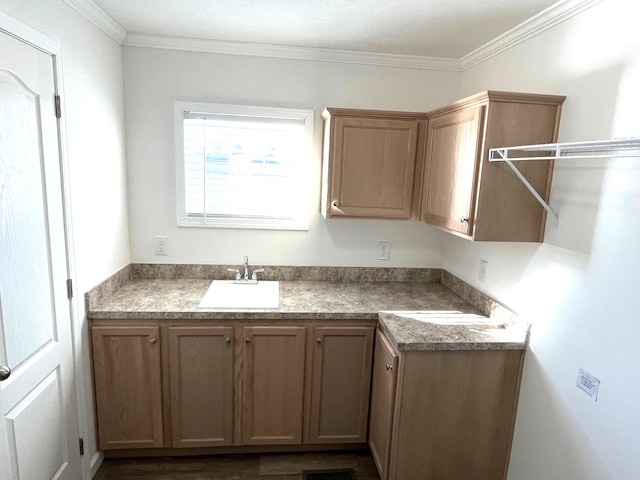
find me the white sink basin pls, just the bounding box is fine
[198,280,280,309]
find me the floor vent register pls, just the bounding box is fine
[302,468,356,480]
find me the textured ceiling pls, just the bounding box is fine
[92,0,561,58]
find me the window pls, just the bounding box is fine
[175,102,314,230]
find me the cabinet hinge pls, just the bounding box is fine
[79,437,84,456]
[54,95,61,118]
[67,279,73,299]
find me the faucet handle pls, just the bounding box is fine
[226,268,241,281]
[251,268,265,281]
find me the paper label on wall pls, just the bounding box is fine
[576,367,600,401]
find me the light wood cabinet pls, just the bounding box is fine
[368,330,398,479]
[241,325,306,445]
[421,105,484,236]
[306,326,374,444]
[91,319,375,452]
[91,326,164,449]
[422,91,565,241]
[321,108,426,219]
[369,329,525,480]
[168,326,233,447]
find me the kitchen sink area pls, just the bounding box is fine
[86,263,528,479]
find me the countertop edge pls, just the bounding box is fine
[85,267,529,352]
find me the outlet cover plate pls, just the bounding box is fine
[378,242,391,260]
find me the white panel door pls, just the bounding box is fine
[0,30,81,480]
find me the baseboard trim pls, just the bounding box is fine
[89,451,104,479]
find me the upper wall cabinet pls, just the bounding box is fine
[421,91,565,242]
[321,108,427,219]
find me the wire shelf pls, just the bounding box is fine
[489,138,640,162]
[488,137,640,226]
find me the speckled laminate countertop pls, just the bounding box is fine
[87,267,529,351]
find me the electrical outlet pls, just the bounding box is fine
[378,242,391,261]
[155,236,168,256]
[479,259,488,282]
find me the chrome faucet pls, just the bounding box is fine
[243,256,250,281]
[227,256,264,284]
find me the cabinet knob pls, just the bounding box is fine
[316,337,322,344]
[225,337,231,344]
[385,363,393,371]
[0,365,11,381]
[245,337,251,344]
[332,201,339,208]
[459,217,469,223]
[149,337,158,345]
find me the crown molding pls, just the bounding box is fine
[123,33,462,71]
[460,0,603,70]
[63,0,600,71]
[63,0,126,43]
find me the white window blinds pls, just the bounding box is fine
[176,102,313,230]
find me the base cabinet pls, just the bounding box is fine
[168,326,234,447]
[90,320,374,452]
[91,326,164,450]
[306,326,374,444]
[241,326,306,445]
[368,330,398,479]
[369,329,525,480]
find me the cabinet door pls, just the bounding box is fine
[91,326,163,449]
[169,326,233,447]
[307,326,374,443]
[368,330,399,480]
[389,350,524,480]
[242,326,306,444]
[422,105,485,235]
[327,115,422,219]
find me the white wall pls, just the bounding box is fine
[6,1,636,478]
[449,1,640,478]
[123,47,457,267]
[0,2,130,477]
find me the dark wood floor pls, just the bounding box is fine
[94,450,381,479]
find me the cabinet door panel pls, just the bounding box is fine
[169,326,233,447]
[308,326,374,443]
[327,114,423,218]
[368,330,398,480]
[389,350,524,480]
[91,326,163,449]
[422,106,484,235]
[242,326,306,444]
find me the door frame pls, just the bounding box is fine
[0,10,90,480]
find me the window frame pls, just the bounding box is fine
[175,101,314,230]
